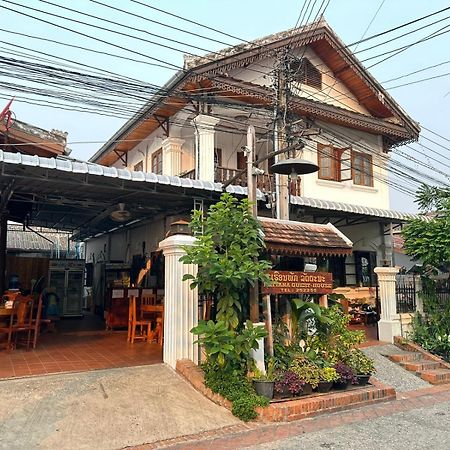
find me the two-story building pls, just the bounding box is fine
[85,19,419,312]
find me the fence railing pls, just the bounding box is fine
[396,275,417,313]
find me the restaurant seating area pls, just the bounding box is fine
[0,292,164,379]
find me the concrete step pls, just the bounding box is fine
[389,352,424,363]
[419,369,450,385]
[400,360,443,372]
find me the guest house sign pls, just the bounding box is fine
[262,271,333,294]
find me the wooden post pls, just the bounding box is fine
[0,211,8,295]
[263,294,274,357]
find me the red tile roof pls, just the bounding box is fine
[259,217,352,257]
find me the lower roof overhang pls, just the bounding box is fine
[0,151,263,241]
[260,217,353,257]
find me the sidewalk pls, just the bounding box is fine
[0,364,239,450]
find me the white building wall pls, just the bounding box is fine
[300,122,389,210]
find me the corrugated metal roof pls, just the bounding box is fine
[260,217,353,256]
[0,150,264,200]
[7,225,76,252]
[290,195,417,221]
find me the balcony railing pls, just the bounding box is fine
[179,166,301,196]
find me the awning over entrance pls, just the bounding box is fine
[0,150,263,240]
[259,217,353,257]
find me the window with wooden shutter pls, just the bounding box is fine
[317,144,340,181]
[134,160,143,172]
[151,149,163,175]
[291,57,322,90]
[352,152,373,187]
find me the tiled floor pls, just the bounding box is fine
[0,314,162,379]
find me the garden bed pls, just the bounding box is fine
[177,359,396,422]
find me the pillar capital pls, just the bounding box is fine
[159,234,196,255]
[374,266,400,280]
[191,114,220,131]
[161,137,185,152]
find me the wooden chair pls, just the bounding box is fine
[141,294,164,345]
[12,295,35,350]
[127,295,152,343]
[0,303,17,351]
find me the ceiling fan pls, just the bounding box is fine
[109,203,131,222]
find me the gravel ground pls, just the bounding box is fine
[244,399,450,450]
[361,344,430,392]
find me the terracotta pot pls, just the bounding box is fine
[317,381,333,393]
[356,374,371,385]
[253,380,274,400]
[333,380,349,390]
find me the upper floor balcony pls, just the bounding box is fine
[180,166,302,196]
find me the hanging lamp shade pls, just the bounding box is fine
[270,158,319,177]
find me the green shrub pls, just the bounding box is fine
[344,349,376,375]
[289,355,321,388]
[203,364,269,421]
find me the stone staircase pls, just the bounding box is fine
[389,351,450,385]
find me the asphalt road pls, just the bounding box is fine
[244,399,450,450]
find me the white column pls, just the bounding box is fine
[162,137,185,177]
[159,234,198,369]
[192,114,220,182]
[374,266,400,343]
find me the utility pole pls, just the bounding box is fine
[246,125,260,323]
[274,55,290,221]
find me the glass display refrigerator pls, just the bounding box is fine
[48,259,85,317]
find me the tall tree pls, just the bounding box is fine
[402,185,450,269]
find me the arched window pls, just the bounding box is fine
[291,57,322,90]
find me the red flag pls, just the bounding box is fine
[0,97,15,130]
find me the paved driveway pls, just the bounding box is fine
[0,364,239,450]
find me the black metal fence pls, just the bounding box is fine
[396,275,417,313]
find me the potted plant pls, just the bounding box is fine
[345,349,376,385]
[253,358,276,400]
[289,355,320,395]
[317,366,339,393]
[274,370,304,398]
[333,362,357,389]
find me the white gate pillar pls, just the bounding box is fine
[374,266,400,343]
[159,233,198,369]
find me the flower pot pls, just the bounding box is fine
[333,380,349,390]
[275,385,292,399]
[301,383,313,396]
[356,374,371,385]
[317,381,333,393]
[253,380,274,400]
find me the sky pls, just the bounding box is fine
[1,0,449,213]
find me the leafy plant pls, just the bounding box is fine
[344,349,376,375]
[319,367,339,383]
[290,298,332,338]
[315,305,365,362]
[181,193,271,329]
[402,184,450,270]
[191,319,267,371]
[253,357,277,381]
[289,355,321,388]
[274,370,304,395]
[334,362,357,384]
[203,364,269,421]
[407,276,450,361]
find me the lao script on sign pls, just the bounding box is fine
[262,270,333,295]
